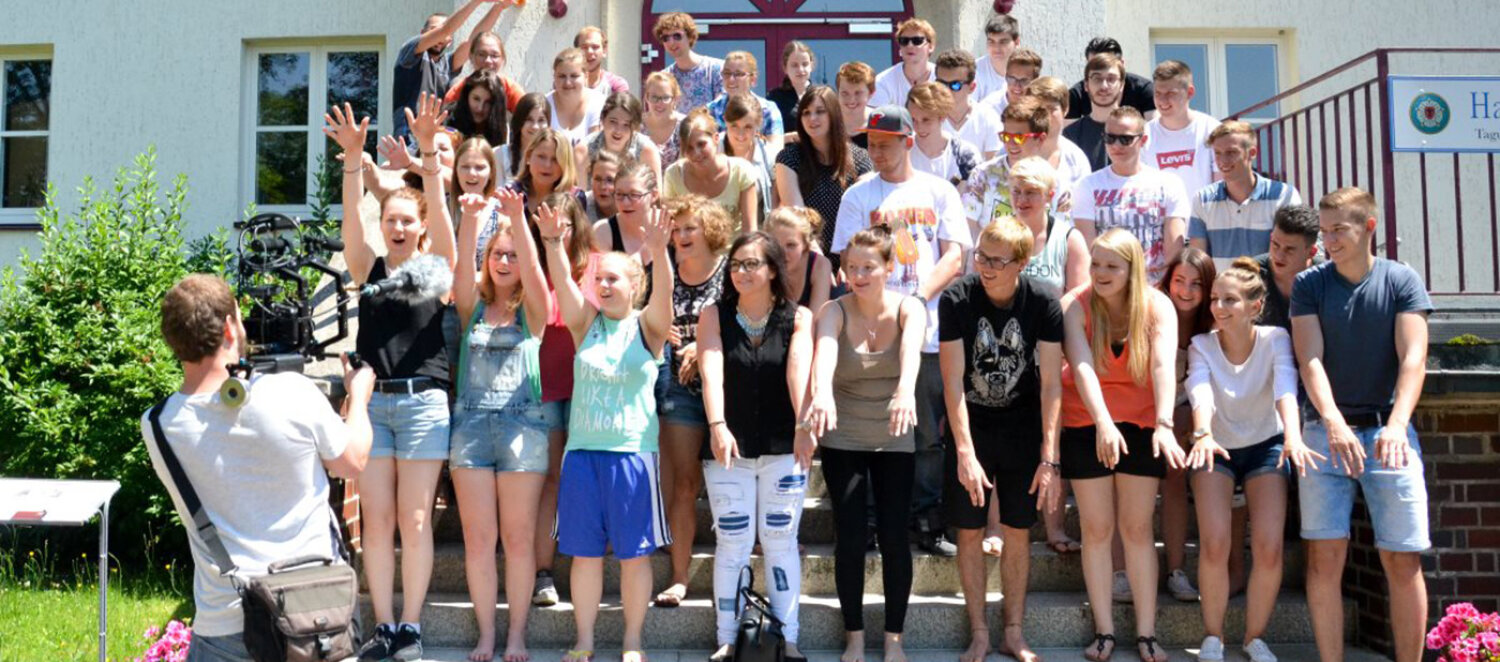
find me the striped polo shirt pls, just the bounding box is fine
[1188,175,1302,269]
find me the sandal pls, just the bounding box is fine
[981,536,1004,557]
[654,583,686,608]
[1083,633,1115,662]
[563,650,593,662]
[623,651,648,662]
[1136,636,1168,662]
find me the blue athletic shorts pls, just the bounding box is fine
[554,450,671,560]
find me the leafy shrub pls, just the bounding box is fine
[0,148,223,565]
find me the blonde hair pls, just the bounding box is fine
[724,50,759,77]
[517,128,578,194]
[1007,156,1056,195]
[906,81,954,116]
[765,206,823,248]
[1089,228,1152,384]
[599,251,647,306]
[553,48,585,71]
[477,217,525,311]
[1319,186,1378,224]
[1217,256,1269,320]
[1208,119,1258,148]
[644,70,682,99]
[677,107,720,146]
[662,193,735,254]
[979,216,1035,262]
[1024,76,1070,115]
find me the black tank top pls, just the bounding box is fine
[702,299,798,459]
[356,257,451,386]
[797,255,816,308]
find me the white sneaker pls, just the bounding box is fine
[1167,568,1200,602]
[1111,569,1133,603]
[1196,635,1224,661]
[1243,638,1278,662]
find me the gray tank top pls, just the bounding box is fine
[819,298,915,453]
[1019,212,1075,300]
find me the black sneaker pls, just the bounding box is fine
[358,624,394,661]
[390,624,423,662]
[916,531,958,557]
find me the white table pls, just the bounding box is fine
[1,477,122,662]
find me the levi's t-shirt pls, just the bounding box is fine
[1143,110,1221,199]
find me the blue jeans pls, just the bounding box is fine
[187,633,252,662]
[1299,421,1430,552]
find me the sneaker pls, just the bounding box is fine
[358,624,394,661]
[1196,635,1224,661]
[1111,570,1133,603]
[533,570,559,607]
[390,624,423,662]
[915,531,958,557]
[1242,638,1278,662]
[1168,569,1200,602]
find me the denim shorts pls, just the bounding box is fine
[368,388,451,461]
[1299,420,1430,552]
[658,377,707,427]
[187,633,251,662]
[450,404,557,473]
[1197,434,1287,485]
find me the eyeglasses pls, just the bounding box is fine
[1102,132,1142,146]
[490,250,519,263]
[614,191,650,202]
[647,95,675,104]
[661,32,686,43]
[999,131,1045,146]
[896,36,928,47]
[973,251,1020,270]
[934,78,967,92]
[723,70,751,80]
[1005,74,1036,87]
[1087,74,1123,86]
[728,258,767,273]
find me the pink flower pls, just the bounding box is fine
[1450,603,1482,620]
[1480,632,1500,652]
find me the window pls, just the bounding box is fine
[244,44,381,212]
[1151,36,1286,120]
[2,56,51,216]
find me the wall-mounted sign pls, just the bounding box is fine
[1389,76,1500,152]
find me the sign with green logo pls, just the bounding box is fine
[1389,76,1500,152]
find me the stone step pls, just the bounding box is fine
[359,591,1350,651]
[409,647,1390,662]
[388,541,1305,596]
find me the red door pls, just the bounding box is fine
[639,0,914,94]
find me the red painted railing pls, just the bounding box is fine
[1228,48,1500,296]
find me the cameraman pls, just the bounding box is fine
[141,274,374,662]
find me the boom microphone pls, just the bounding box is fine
[359,253,453,302]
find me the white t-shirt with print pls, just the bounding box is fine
[1142,110,1220,200]
[909,137,976,188]
[141,372,350,636]
[833,170,974,352]
[1071,165,1191,283]
[944,102,1003,156]
[869,62,935,109]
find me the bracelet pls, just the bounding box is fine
[1155,416,1175,430]
[419,149,436,157]
[343,164,366,174]
[709,420,727,428]
[540,236,564,244]
[1040,460,1061,469]
[796,420,814,432]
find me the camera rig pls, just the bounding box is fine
[233,212,351,375]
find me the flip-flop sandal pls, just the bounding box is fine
[1083,633,1115,662]
[982,536,1004,556]
[623,650,649,662]
[1136,636,1167,662]
[563,650,593,662]
[653,585,686,608]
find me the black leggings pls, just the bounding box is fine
[820,446,914,633]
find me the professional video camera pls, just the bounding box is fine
[232,212,351,376]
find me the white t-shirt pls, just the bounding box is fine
[978,88,1010,116]
[1071,165,1191,283]
[1186,326,1298,450]
[909,137,977,187]
[141,372,350,636]
[1056,137,1096,207]
[1142,110,1220,200]
[944,102,1003,156]
[869,62,935,108]
[973,55,1009,103]
[833,170,974,352]
[547,89,604,145]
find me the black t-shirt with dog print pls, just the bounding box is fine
[938,273,1064,423]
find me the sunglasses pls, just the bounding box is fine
[661,32,686,43]
[896,36,928,47]
[934,78,967,92]
[999,131,1046,146]
[1102,132,1142,146]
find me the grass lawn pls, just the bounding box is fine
[0,546,194,662]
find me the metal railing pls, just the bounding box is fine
[1228,48,1500,297]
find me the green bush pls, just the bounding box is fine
[0,148,218,565]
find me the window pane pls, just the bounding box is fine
[3,136,47,207]
[804,39,896,86]
[649,0,758,13]
[1226,44,1280,119]
[5,60,51,131]
[797,0,907,10]
[693,40,768,96]
[1152,43,1209,115]
[256,131,308,205]
[258,53,310,127]
[329,51,379,121]
[323,134,377,200]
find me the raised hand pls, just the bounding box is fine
[493,187,526,222]
[458,193,489,220]
[535,201,567,240]
[378,135,413,171]
[643,206,672,255]
[322,103,369,154]
[405,91,451,147]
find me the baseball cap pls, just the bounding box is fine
[860,105,914,138]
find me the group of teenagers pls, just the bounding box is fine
[316,4,1435,662]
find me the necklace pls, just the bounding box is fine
[736,306,771,337]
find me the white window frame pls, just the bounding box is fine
[0,47,54,226]
[1148,33,1292,122]
[240,39,387,217]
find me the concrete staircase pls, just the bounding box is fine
[357,461,1354,653]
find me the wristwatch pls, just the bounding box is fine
[1156,416,1175,430]
[1192,428,1212,442]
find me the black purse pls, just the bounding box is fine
[731,566,786,662]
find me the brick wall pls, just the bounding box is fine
[1345,390,1500,655]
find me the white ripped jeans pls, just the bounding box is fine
[702,453,807,645]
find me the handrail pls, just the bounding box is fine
[1227,47,1500,120]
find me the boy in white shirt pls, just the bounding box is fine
[907,81,980,191]
[937,49,1003,160]
[979,48,1041,117]
[972,14,1020,102]
[869,18,937,108]
[1142,60,1220,197]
